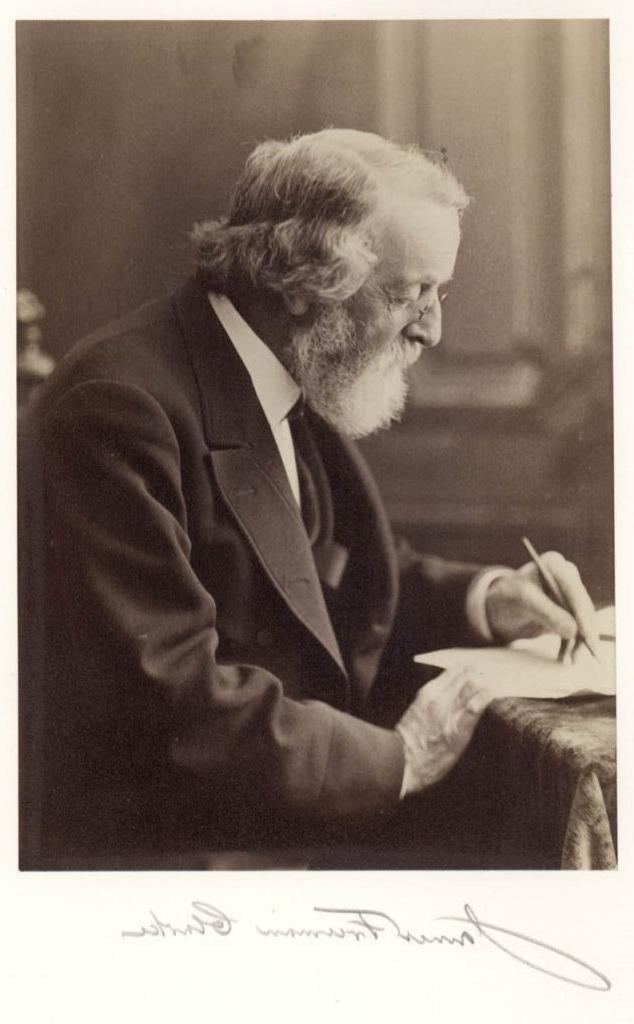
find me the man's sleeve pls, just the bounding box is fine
[391,536,486,656]
[368,538,491,727]
[38,379,405,826]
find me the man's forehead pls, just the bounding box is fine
[375,196,461,283]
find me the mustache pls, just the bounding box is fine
[286,304,410,440]
[290,305,409,372]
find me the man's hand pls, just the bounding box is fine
[395,666,492,797]
[485,551,599,653]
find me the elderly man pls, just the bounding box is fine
[19,129,597,868]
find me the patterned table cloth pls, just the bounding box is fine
[466,694,617,869]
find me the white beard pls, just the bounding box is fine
[287,305,411,439]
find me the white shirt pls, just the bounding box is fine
[209,291,302,506]
[208,291,505,643]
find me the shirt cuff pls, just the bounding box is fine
[398,729,409,799]
[399,764,412,799]
[465,566,512,642]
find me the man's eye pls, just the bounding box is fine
[440,291,449,304]
[385,290,413,308]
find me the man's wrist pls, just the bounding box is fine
[465,567,512,642]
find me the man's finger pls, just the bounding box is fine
[456,675,491,715]
[540,553,599,651]
[463,686,492,716]
[421,664,472,697]
[514,579,578,638]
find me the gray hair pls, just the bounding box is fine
[192,128,470,304]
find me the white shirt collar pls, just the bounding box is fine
[208,291,301,428]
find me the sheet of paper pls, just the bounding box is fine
[414,607,616,700]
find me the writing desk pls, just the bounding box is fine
[326,692,617,872]
[464,693,617,869]
[399,608,617,870]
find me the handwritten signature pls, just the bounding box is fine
[121,901,610,992]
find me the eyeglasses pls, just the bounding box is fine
[416,291,449,321]
[421,146,452,171]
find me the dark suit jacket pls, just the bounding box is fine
[19,277,482,866]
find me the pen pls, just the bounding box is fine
[521,535,599,662]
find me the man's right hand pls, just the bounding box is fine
[395,665,492,797]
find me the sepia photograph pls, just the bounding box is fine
[9,8,634,1023]
[16,19,616,878]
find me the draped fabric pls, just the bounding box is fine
[465,695,617,869]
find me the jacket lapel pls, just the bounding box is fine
[171,278,346,678]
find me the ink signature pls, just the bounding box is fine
[121,900,610,991]
[121,902,234,939]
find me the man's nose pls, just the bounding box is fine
[403,300,442,348]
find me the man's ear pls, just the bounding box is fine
[281,291,309,317]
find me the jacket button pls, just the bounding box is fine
[256,627,275,648]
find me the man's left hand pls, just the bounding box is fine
[485,551,599,653]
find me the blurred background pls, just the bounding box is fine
[16,20,613,600]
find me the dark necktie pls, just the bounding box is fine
[287,399,348,590]
[287,398,327,544]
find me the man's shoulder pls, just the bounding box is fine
[33,278,212,419]
[55,286,187,383]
